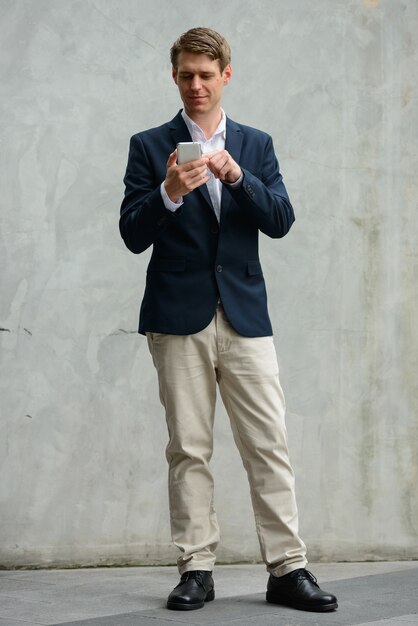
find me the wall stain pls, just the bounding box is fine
[0,327,11,332]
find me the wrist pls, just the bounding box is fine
[160,181,183,210]
[225,170,243,187]
[164,180,181,204]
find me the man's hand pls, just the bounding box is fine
[163,150,210,203]
[206,150,242,184]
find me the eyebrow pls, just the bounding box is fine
[178,71,216,77]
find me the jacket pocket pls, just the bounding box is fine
[247,260,263,276]
[148,258,186,272]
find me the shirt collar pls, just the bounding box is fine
[181,108,226,141]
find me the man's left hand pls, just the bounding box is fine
[206,150,242,184]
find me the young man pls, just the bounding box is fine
[120,27,337,613]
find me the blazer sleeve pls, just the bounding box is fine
[119,134,182,254]
[223,134,295,238]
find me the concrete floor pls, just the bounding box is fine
[1,562,417,626]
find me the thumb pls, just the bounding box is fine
[167,149,177,168]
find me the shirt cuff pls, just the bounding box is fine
[224,172,243,188]
[160,182,183,211]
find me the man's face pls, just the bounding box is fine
[172,52,232,118]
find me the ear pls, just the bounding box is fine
[222,64,232,85]
[172,66,178,85]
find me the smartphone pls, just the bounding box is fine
[177,142,202,164]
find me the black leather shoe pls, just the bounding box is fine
[266,568,338,612]
[167,570,215,610]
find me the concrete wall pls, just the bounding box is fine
[1,0,417,568]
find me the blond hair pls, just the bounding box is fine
[170,27,231,72]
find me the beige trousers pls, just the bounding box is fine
[147,305,307,577]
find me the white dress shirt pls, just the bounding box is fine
[160,109,242,223]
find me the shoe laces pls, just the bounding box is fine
[294,569,319,588]
[180,571,208,589]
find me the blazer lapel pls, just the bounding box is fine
[221,118,243,215]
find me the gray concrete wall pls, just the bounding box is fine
[1,0,417,568]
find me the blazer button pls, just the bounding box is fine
[246,184,255,198]
[211,226,219,234]
[216,265,223,272]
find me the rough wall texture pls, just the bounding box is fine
[1,0,417,567]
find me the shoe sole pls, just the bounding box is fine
[167,589,215,611]
[266,593,338,612]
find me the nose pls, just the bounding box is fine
[190,75,202,90]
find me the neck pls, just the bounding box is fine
[185,107,223,140]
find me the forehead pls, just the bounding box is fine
[176,51,222,74]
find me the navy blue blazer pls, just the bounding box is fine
[119,111,295,337]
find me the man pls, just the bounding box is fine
[119,27,337,613]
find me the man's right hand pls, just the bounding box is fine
[163,150,210,203]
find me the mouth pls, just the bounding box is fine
[188,95,207,102]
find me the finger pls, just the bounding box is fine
[176,165,209,195]
[182,156,209,171]
[181,173,210,194]
[218,159,232,176]
[208,156,228,178]
[192,174,211,189]
[207,152,221,166]
[167,150,177,168]
[207,161,219,178]
[207,150,228,163]
[181,165,210,184]
[204,150,218,159]
[187,165,210,182]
